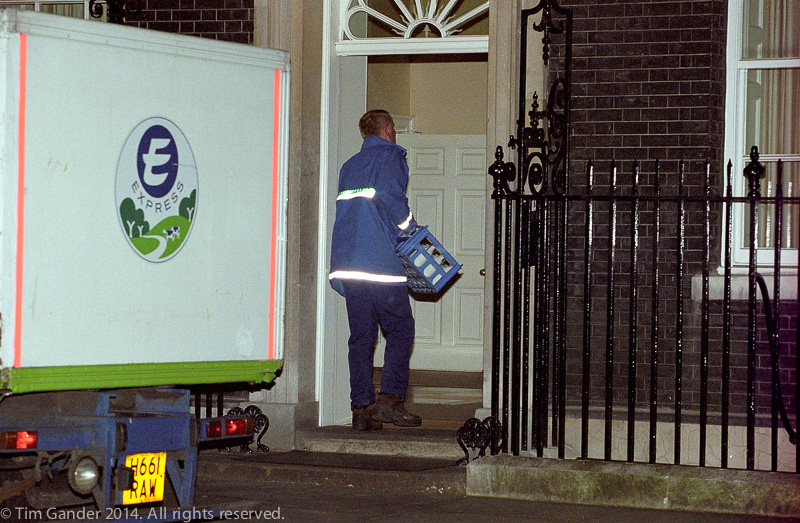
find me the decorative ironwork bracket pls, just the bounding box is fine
[500,0,571,197]
[456,416,503,465]
[90,0,141,24]
[532,0,565,66]
[222,405,270,454]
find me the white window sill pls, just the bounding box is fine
[692,270,798,301]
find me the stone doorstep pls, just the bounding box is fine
[467,454,800,518]
[250,422,472,495]
[294,424,468,462]
[197,451,467,496]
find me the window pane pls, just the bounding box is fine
[40,4,84,18]
[745,69,800,156]
[743,161,800,249]
[743,0,799,59]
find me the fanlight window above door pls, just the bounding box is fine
[338,0,489,55]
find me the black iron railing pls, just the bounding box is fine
[486,145,798,473]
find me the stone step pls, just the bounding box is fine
[295,423,468,462]
[374,369,483,390]
[198,450,466,496]
[403,397,482,422]
[377,370,484,423]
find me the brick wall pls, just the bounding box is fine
[556,0,727,172]
[125,0,254,44]
[523,0,797,423]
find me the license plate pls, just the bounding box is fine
[122,452,166,505]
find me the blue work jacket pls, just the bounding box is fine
[329,135,415,296]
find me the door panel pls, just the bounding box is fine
[376,134,486,372]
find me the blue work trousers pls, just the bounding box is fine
[342,281,415,409]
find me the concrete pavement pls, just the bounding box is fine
[193,450,800,523]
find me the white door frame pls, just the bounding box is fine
[316,0,491,426]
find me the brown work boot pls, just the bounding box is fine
[372,393,422,427]
[352,402,382,432]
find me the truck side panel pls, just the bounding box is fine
[0,11,289,391]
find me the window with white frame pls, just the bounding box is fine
[725,0,799,269]
[337,0,489,55]
[0,0,106,21]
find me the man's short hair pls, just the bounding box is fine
[359,109,393,138]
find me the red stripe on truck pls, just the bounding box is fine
[269,68,281,361]
[14,34,27,369]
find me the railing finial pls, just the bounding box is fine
[744,145,766,196]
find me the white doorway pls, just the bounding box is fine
[317,11,490,426]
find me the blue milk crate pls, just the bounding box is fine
[396,226,462,294]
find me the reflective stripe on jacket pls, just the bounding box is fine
[329,135,414,296]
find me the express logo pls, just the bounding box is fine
[138,125,179,199]
[116,118,198,263]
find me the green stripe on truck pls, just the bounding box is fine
[1,360,283,393]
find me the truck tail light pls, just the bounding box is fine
[0,430,38,449]
[205,420,222,438]
[200,416,254,440]
[225,416,254,437]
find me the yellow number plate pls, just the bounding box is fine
[122,452,166,505]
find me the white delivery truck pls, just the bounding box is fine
[0,9,289,521]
